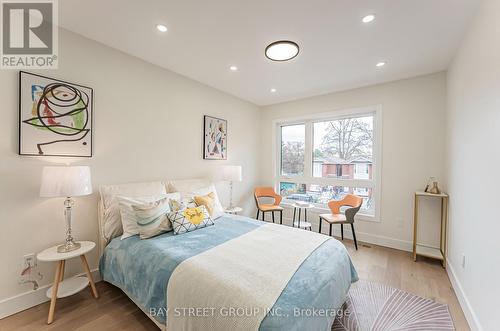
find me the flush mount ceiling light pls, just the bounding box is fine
[270,88,277,93]
[362,14,376,23]
[229,65,238,71]
[376,61,386,67]
[156,24,168,32]
[265,40,299,61]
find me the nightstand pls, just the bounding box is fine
[37,241,99,324]
[225,206,243,215]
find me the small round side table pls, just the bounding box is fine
[292,203,314,230]
[225,206,243,215]
[37,241,99,324]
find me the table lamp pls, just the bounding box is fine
[40,166,92,253]
[222,165,242,209]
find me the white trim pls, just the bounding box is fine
[446,261,482,331]
[0,268,101,320]
[271,105,383,221]
[277,216,412,251]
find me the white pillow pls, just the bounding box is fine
[99,181,167,241]
[189,184,224,219]
[132,197,174,239]
[118,192,180,239]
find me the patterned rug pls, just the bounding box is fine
[332,280,455,331]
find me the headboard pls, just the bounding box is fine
[97,178,212,257]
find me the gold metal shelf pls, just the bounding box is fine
[412,192,448,268]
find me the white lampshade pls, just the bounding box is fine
[222,165,242,182]
[40,166,93,198]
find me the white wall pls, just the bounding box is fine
[446,0,500,330]
[0,29,260,311]
[259,73,446,250]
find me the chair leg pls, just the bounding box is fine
[341,224,344,240]
[256,210,260,220]
[262,211,265,221]
[351,223,358,250]
[319,218,322,233]
[329,223,332,237]
[280,210,283,225]
[292,208,296,227]
[272,211,275,223]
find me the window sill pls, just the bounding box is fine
[280,202,379,223]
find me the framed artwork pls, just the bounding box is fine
[18,71,93,157]
[203,115,227,160]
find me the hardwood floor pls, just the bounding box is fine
[346,241,470,331]
[0,240,470,331]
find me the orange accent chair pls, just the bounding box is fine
[319,194,363,250]
[254,187,283,224]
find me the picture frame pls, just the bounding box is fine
[203,115,227,160]
[18,71,93,157]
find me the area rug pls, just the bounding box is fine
[332,280,455,331]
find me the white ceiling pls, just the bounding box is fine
[60,0,480,106]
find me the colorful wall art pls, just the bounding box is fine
[19,71,93,157]
[203,115,227,160]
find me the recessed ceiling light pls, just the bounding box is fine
[265,40,299,61]
[362,14,376,23]
[270,88,277,93]
[156,24,168,32]
[229,66,238,71]
[376,61,386,67]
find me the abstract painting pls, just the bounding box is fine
[203,115,227,160]
[19,71,93,157]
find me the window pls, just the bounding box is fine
[280,124,305,176]
[275,108,380,219]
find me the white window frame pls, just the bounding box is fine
[271,105,383,222]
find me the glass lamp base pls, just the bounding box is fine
[57,241,81,253]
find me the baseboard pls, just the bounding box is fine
[446,261,483,331]
[0,268,101,320]
[279,216,413,252]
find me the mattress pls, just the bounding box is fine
[99,214,358,331]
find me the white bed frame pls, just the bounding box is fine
[96,178,214,330]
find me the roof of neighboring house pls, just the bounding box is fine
[314,156,349,165]
[350,156,373,164]
[314,155,372,165]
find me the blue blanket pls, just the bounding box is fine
[100,214,358,331]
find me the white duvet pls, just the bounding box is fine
[167,223,329,331]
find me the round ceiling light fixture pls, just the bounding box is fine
[265,40,299,61]
[156,24,168,32]
[362,14,376,23]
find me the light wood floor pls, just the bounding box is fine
[0,239,470,331]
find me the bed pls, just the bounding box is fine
[98,179,358,331]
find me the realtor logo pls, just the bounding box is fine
[1,0,58,69]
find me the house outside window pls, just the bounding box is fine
[274,106,382,220]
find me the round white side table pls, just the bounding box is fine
[37,241,99,324]
[291,203,314,230]
[225,206,243,215]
